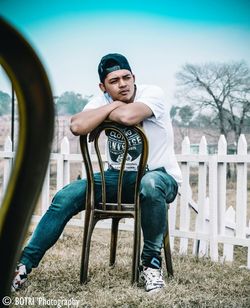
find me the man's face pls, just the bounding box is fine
[100,69,135,103]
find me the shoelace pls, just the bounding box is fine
[144,268,163,284]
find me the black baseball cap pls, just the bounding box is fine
[98,53,132,83]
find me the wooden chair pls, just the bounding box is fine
[79,121,173,284]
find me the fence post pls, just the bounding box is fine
[57,153,64,192]
[169,197,177,250]
[236,134,247,239]
[248,220,250,269]
[57,137,70,238]
[217,135,227,236]
[194,136,208,257]
[61,137,70,186]
[209,155,218,261]
[179,136,191,254]
[223,206,235,262]
[3,137,12,193]
[41,167,50,215]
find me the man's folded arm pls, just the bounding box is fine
[108,101,153,126]
[70,101,125,135]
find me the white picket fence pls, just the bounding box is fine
[0,134,250,268]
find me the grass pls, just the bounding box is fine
[13,228,250,308]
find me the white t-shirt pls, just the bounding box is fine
[84,85,182,183]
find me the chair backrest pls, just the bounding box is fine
[80,121,148,211]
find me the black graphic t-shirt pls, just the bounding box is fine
[106,127,142,171]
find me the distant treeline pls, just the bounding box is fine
[0,91,91,116]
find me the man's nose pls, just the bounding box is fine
[118,79,126,87]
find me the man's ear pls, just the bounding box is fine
[99,83,106,93]
[132,74,135,82]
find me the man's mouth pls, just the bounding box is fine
[119,90,129,95]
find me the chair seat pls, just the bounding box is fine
[98,202,135,211]
[94,201,136,220]
[93,210,135,220]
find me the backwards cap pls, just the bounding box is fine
[98,53,132,83]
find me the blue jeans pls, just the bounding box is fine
[21,167,178,272]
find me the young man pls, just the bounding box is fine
[13,53,182,293]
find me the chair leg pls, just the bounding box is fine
[163,224,174,277]
[110,218,120,266]
[80,212,96,284]
[132,210,141,284]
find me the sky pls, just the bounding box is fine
[0,0,250,103]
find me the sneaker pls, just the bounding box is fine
[139,266,165,293]
[11,263,28,291]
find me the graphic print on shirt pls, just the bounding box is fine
[106,127,142,171]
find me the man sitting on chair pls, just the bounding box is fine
[13,53,182,293]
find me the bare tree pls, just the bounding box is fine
[175,61,250,143]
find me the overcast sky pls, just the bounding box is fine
[1,0,249,103]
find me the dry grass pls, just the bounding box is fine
[12,228,250,308]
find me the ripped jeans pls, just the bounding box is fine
[21,167,178,272]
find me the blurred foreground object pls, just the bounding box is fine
[0,17,54,297]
